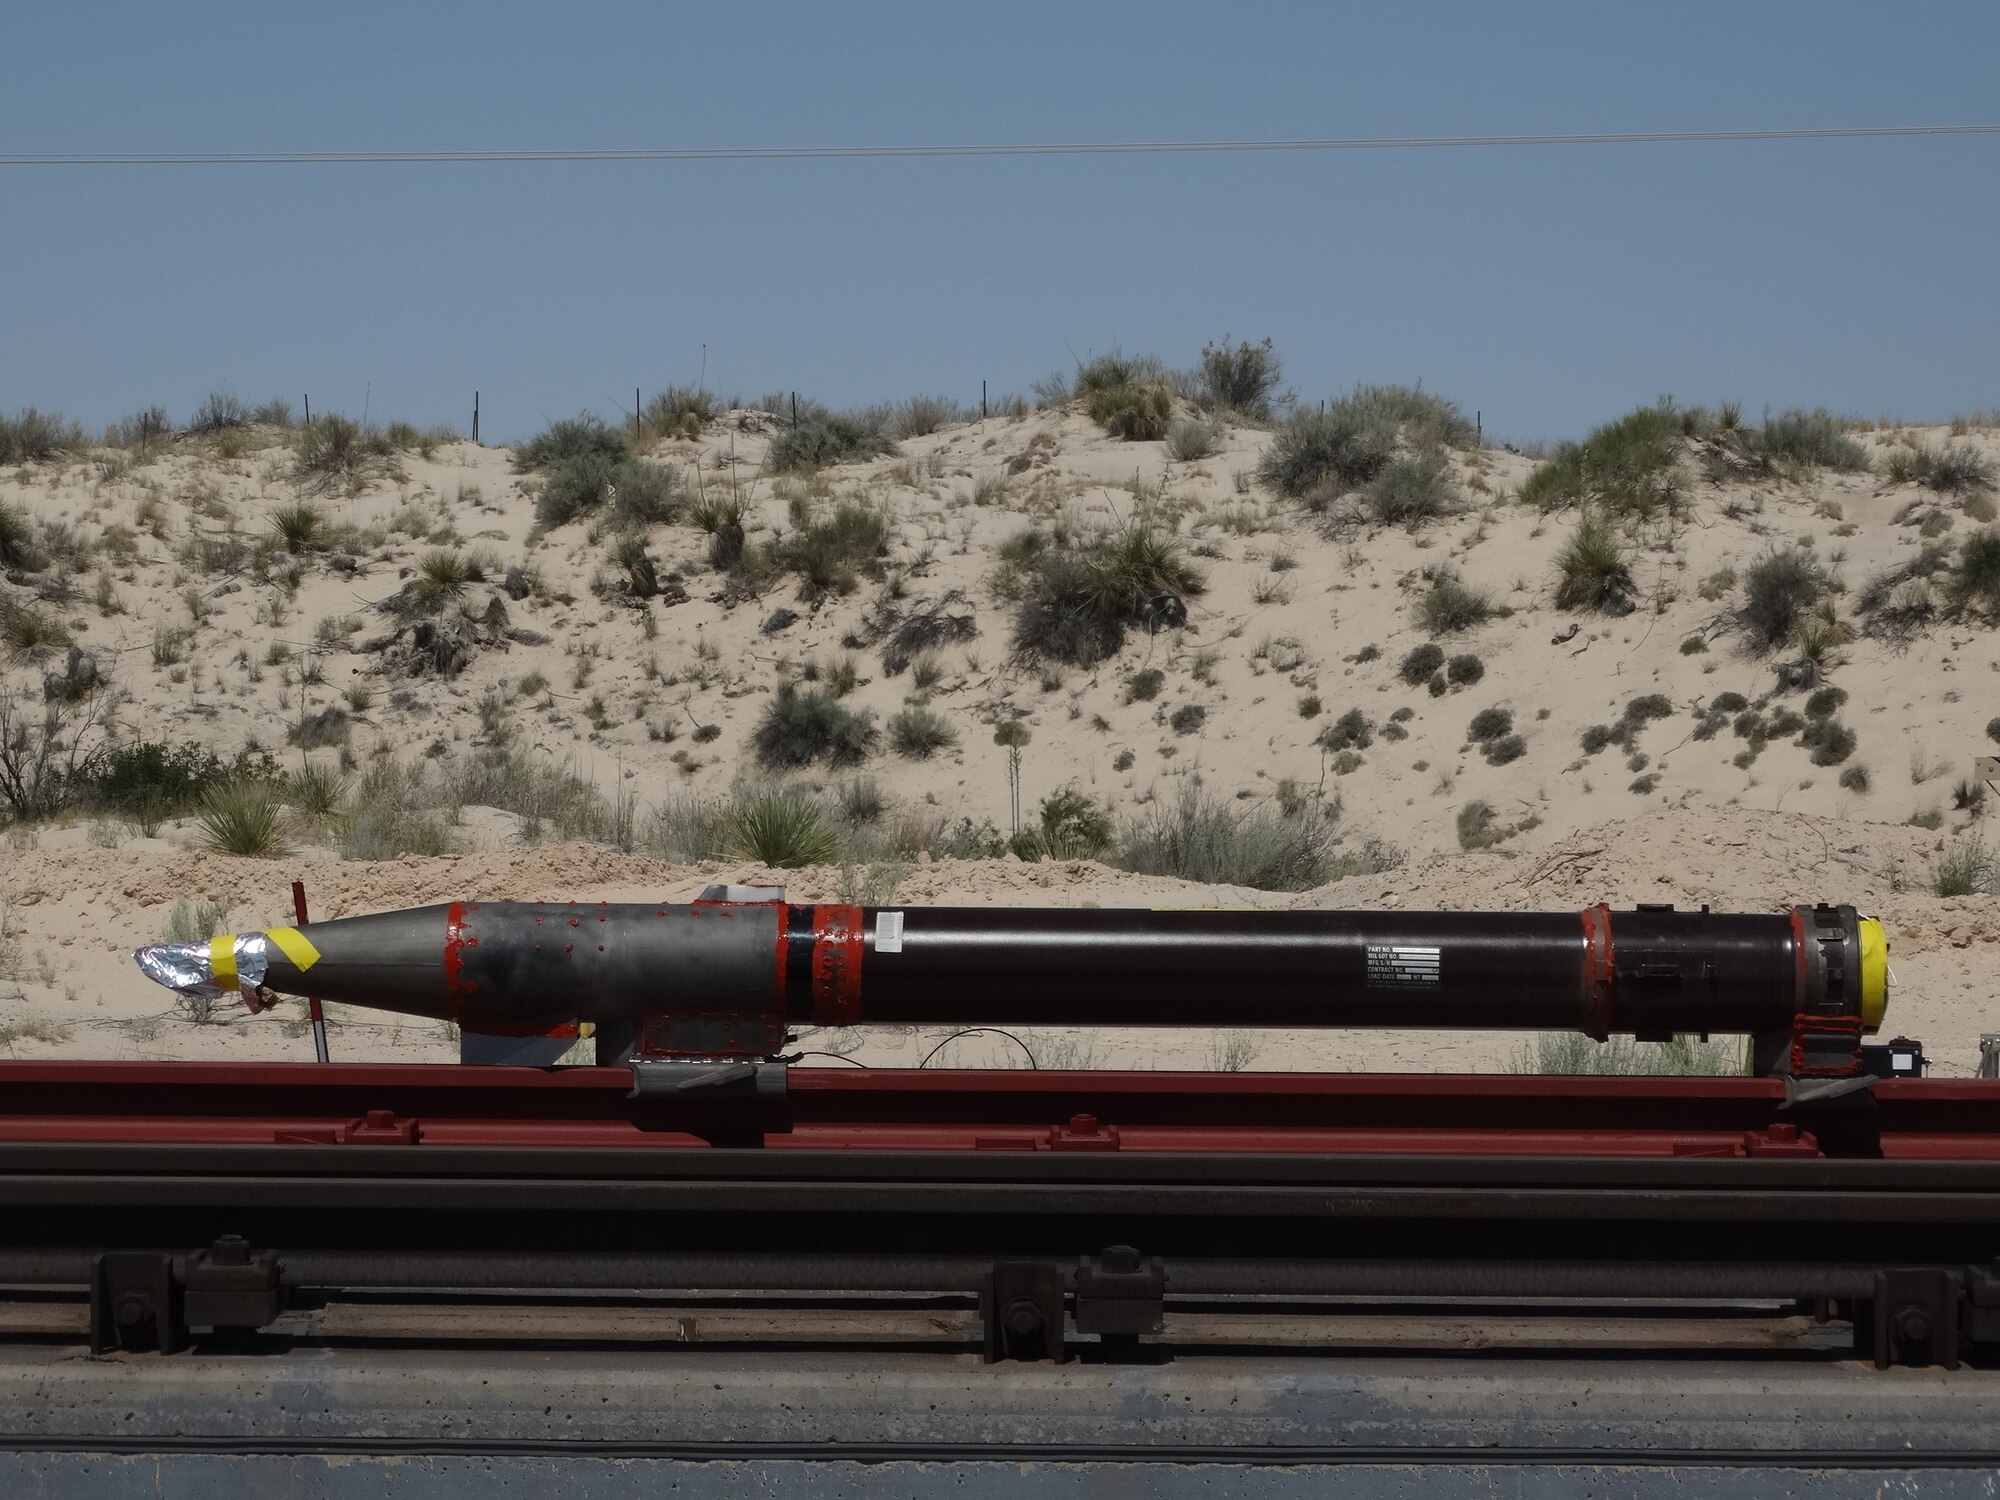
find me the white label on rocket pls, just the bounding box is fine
[1366,944,1440,988]
[875,911,905,953]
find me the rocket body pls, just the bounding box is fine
[133,899,1889,1058]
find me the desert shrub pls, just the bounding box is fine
[1933,835,1997,897]
[1509,1032,1742,1076]
[769,412,896,471]
[1318,708,1372,752]
[1456,800,1503,849]
[513,413,625,472]
[270,503,325,555]
[1943,529,2000,621]
[1255,403,1394,501]
[1364,448,1459,528]
[294,415,394,493]
[774,502,888,596]
[284,760,350,837]
[1084,378,1175,441]
[1195,336,1284,420]
[1805,686,1848,718]
[406,548,471,613]
[1006,523,1204,666]
[1680,636,1708,655]
[189,391,250,433]
[888,705,957,758]
[1446,653,1484,685]
[0,408,84,464]
[753,683,877,769]
[1839,763,1871,794]
[1739,549,1826,650]
[196,778,291,857]
[1484,734,1527,765]
[1039,786,1114,859]
[1519,402,1682,518]
[1552,510,1635,612]
[0,501,42,569]
[890,395,960,438]
[727,784,840,868]
[1,600,68,660]
[1711,692,1749,713]
[84,740,228,821]
[1128,668,1165,701]
[1398,643,1444,684]
[534,454,678,531]
[637,386,717,442]
[1170,704,1207,735]
[1885,442,1995,494]
[1165,419,1221,462]
[110,406,172,451]
[1416,569,1493,634]
[1580,724,1619,754]
[1114,781,1338,892]
[1753,409,1869,472]
[1799,716,1857,766]
[1297,694,1323,718]
[287,706,351,750]
[1467,707,1513,743]
[1624,693,1674,726]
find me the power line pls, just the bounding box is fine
[3,124,1997,167]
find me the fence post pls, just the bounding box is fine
[304,394,310,424]
[983,380,988,420]
[473,391,479,445]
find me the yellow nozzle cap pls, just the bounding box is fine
[1858,916,1889,1031]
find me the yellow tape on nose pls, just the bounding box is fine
[263,926,322,972]
[209,935,238,992]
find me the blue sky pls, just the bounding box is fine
[3,1,1996,445]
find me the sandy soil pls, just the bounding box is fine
[4,405,1999,1073]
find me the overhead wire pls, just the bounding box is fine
[3,124,1997,168]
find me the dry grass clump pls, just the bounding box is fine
[1552,510,1635,612]
[1415,567,1494,634]
[637,387,717,443]
[773,502,889,597]
[1165,418,1221,462]
[1738,548,1826,650]
[1508,1032,1743,1075]
[513,413,626,472]
[1518,402,1683,519]
[1364,449,1459,528]
[1749,409,1869,473]
[534,454,678,531]
[1113,781,1344,892]
[1001,521,1205,665]
[753,683,878,769]
[1883,442,1995,494]
[887,704,957,759]
[1194,336,1285,421]
[295,415,395,494]
[0,409,84,465]
[769,412,896,472]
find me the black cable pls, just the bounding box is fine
[918,1027,1036,1070]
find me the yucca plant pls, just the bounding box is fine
[411,548,471,612]
[196,778,292,857]
[1553,510,1635,611]
[727,784,840,868]
[284,760,350,838]
[270,502,324,554]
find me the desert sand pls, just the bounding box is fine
[3,396,1998,1073]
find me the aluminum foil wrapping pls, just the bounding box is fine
[131,933,271,1005]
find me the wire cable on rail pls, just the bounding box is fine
[4,124,1997,167]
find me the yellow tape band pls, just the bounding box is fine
[209,935,238,992]
[1858,917,1889,1031]
[263,926,322,973]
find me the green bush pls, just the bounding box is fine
[1838,763,1870,794]
[1169,704,1207,735]
[637,386,717,442]
[1446,653,1483,685]
[774,502,889,597]
[0,500,40,569]
[1805,686,1847,718]
[1467,707,1513,743]
[1884,442,1995,494]
[295,415,394,494]
[887,704,957,758]
[1127,667,1165,702]
[1364,449,1459,528]
[1484,734,1527,765]
[513,413,625,472]
[287,706,351,750]
[1085,379,1175,441]
[1114,782,1340,891]
[1553,510,1635,612]
[1039,787,1114,859]
[1799,716,1856,765]
[769,412,896,472]
[1519,402,1683,518]
[889,395,961,438]
[753,683,878,769]
[1318,708,1372,751]
[1416,570,1494,634]
[1944,529,2000,621]
[1165,419,1221,462]
[1739,549,1825,649]
[1399,643,1445,684]
[1753,410,1868,472]
[196,779,292,857]
[1195,336,1283,420]
[1006,523,1205,666]
[535,454,679,531]
[1623,693,1674,726]
[726,784,840,868]
[1456,800,1503,849]
[0,408,84,465]
[1932,835,1996,897]
[1254,404,1394,501]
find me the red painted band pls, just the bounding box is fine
[443,900,477,1023]
[1579,904,1614,1041]
[811,904,866,1026]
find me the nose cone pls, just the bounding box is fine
[133,926,325,1009]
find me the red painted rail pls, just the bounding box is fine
[1,1061,1995,1159]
